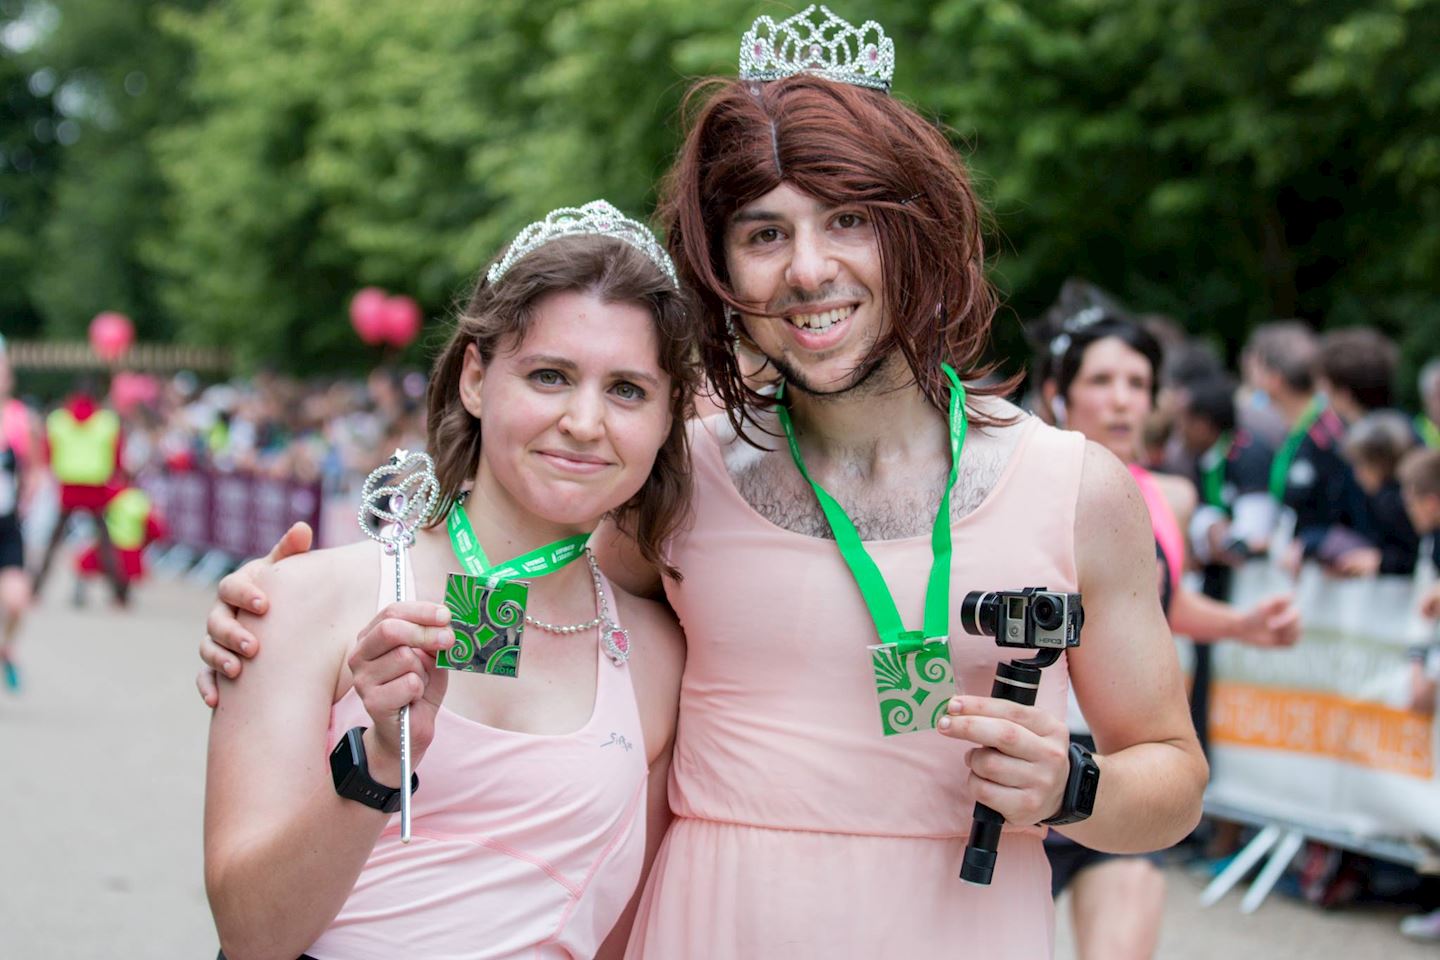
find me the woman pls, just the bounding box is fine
[205,202,695,960]
[1040,312,1299,960]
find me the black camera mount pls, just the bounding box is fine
[958,587,1082,886]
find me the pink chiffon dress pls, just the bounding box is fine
[625,414,1088,958]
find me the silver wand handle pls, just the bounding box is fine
[359,449,440,845]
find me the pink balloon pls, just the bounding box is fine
[109,371,160,415]
[380,295,422,348]
[88,311,135,361]
[349,287,389,345]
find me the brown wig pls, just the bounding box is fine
[426,234,699,579]
[658,74,1015,440]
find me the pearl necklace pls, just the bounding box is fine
[523,551,630,665]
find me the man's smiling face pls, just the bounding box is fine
[723,182,890,397]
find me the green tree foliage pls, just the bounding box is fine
[8,1,1439,378]
[25,0,208,341]
[144,0,757,368]
[917,0,1440,370]
[0,0,63,337]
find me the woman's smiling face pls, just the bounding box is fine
[464,289,673,528]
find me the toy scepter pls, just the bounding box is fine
[358,449,440,843]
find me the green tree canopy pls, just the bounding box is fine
[6,0,1438,384]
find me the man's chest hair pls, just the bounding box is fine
[728,446,1007,541]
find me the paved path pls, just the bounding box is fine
[0,570,1427,957]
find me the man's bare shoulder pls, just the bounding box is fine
[954,395,1033,516]
[1075,440,1144,516]
[1074,442,1154,587]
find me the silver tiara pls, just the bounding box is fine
[739,5,894,92]
[1049,306,1108,357]
[487,200,677,288]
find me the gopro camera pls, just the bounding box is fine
[957,585,1085,886]
[960,587,1082,649]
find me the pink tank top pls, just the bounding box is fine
[1126,463,1185,604]
[661,414,1084,840]
[306,548,649,960]
[2,399,30,463]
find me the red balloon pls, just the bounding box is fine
[380,295,422,348]
[88,311,135,361]
[349,287,389,345]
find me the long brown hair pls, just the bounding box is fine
[426,234,698,579]
[659,75,1016,439]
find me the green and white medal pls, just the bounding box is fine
[436,496,590,676]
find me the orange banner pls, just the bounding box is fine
[1210,681,1433,779]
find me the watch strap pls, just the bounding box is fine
[1040,741,1099,826]
[331,725,419,814]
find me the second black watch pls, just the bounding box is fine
[1039,741,1100,826]
[329,725,419,814]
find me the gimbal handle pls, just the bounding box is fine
[959,649,1062,885]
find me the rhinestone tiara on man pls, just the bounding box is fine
[659,3,1009,435]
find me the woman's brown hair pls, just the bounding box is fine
[658,74,1015,440]
[426,233,698,579]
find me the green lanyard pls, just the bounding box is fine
[1268,396,1324,502]
[1199,432,1232,510]
[775,365,967,655]
[444,498,589,583]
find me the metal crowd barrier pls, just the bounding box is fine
[140,466,323,583]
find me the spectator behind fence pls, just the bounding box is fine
[1025,277,1132,427]
[1248,321,1378,575]
[1316,328,1400,426]
[1176,376,1277,567]
[1237,323,1296,449]
[1144,325,1224,476]
[1402,450,1440,622]
[1344,411,1428,576]
[1417,359,1440,450]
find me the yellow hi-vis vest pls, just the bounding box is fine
[104,488,151,550]
[46,408,119,485]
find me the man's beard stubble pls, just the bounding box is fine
[765,345,908,403]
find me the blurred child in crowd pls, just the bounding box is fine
[1175,376,1277,568]
[1344,412,1427,576]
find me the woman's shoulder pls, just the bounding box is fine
[248,539,381,653]
[261,539,378,601]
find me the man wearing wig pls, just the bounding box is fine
[199,7,1206,956]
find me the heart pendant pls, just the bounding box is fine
[602,621,630,667]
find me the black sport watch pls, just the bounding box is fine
[329,726,418,814]
[1040,741,1100,826]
